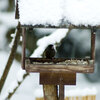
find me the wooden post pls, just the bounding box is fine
[40,73,76,100]
[22,28,26,69]
[43,85,58,100]
[91,29,95,60]
[59,85,64,100]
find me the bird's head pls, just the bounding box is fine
[47,44,57,52]
[48,44,54,49]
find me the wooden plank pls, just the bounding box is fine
[25,64,94,73]
[40,73,76,85]
[25,58,94,73]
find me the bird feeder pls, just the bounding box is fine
[15,0,96,100]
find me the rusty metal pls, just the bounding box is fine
[40,73,76,85]
[91,29,96,60]
[22,28,26,69]
[59,85,64,100]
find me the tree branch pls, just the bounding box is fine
[6,73,29,100]
[0,22,21,93]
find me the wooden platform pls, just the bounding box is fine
[25,58,94,73]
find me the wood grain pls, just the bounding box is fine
[25,64,94,73]
[40,73,76,85]
[43,85,58,100]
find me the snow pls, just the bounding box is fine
[8,81,18,93]
[64,0,100,26]
[0,12,17,27]
[18,0,100,26]
[20,36,22,42]
[31,29,69,57]
[9,30,17,48]
[0,68,26,100]
[0,0,8,11]
[0,51,21,99]
[0,12,17,50]
[17,68,26,82]
[19,0,63,26]
[0,26,8,49]
[0,51,9,79]
[66,87,97,96]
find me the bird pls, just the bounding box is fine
[43,44,56,59]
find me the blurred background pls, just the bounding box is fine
[0,0,100,100]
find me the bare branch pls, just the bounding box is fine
[6,73,29,100]
[0,22,21,93]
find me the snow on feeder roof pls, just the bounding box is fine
[16,0,100,28]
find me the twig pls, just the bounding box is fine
[6,73,29,100]
[0,22,21,93]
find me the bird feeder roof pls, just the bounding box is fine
[16,0,100,28]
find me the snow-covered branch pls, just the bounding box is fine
[31,29,70,57]
[0,22,21,94]
[1,69,28,100]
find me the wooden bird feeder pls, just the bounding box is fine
[15,0,96,100]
